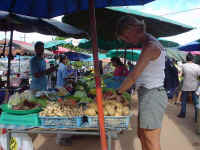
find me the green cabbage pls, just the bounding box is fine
[80,97,93,103]
[74,91,87,98]
[122,92,131,101]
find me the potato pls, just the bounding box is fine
[114,112,122,116]
[122,106,130,116]
[85,108,97,116]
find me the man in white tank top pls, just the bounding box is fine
[115,16,168,150]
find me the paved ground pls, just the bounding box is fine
[33,98,200,150]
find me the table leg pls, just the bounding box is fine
[107,131,112,150]
[7,130,11,150]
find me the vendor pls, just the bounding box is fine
[56,55,73,88]
[104,57,128,89]
[30,41,57,92]
[111,57,129,78]
[56,55,74,146]
[115,16,168,150]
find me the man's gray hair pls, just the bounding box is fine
[116,15,145,37]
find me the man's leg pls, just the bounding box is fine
[192,91,198,122]
[140,128,161,150]
[138,117,146,150]
[178,91,188,118]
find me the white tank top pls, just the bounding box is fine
[136,49,166,89]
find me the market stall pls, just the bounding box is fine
[0,77,133,150]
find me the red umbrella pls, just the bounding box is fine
[53,47,71,54]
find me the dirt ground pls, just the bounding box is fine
[33,97,200,150]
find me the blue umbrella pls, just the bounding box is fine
[178,42,200,51]
[64,51,91,61]
[0,0,154,18]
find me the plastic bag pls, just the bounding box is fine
[0,133,33,150]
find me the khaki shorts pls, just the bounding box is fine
[138,86,168,129]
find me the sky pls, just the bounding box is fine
[0,0,200,45]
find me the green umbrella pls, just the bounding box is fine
[44,40,67,49]
[106,49,141,61]
[63,7,193,42]
[166,48,186,61]
[106,48,187,62]
[159,39,180,48]
[78,38,129,50]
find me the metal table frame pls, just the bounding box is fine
[6,128,121,150]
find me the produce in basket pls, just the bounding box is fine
[39,101,84,117]
[84,100,130,116]
[57,87,68,96]
[12,99,40,110]
[8,90,34,106]
[74,91,87,99]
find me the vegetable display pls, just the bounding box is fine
[39,101,84,117]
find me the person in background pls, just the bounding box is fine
[47,63,57,89]
[115,16,168,150]
[164,57,179,100]
[111,57,129,78]
[177,53,200,121]
[103,62,113,74]
[99,60,103,75]
[56,55,73,146]
[104,57,128,89]
[30,41,57,92]
[174,61,183,104]
[195,86,200,134]
[127,61,135,72]
[56,55,73,88]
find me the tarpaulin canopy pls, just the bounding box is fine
[178,42,200,51]
[0,0,154,18]
[0,11,87,38]
[64,51,91,61]
[12,40,53,56]
[44,40,68,49]
[63,7,193,42]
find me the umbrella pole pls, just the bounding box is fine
[89,0,107,150]
[19,55,21,73]
[124,49,127,64]
[7,30,13,88]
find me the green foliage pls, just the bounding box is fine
[55,37,66,41]
[122,92,131,101]
[53,37,91,53]
[63,44,90,53]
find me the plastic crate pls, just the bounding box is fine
[87,116,131,129]
[0,112,40,126]
[39,116,83,128]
